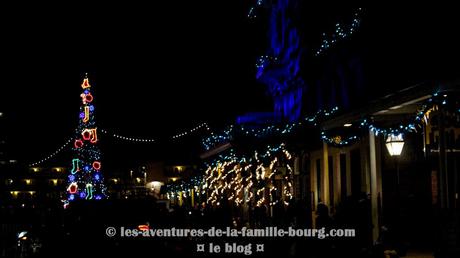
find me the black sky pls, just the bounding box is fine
[2,5,460,168]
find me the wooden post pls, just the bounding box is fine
[322,142,330,207]
[334,152,342,207]
[369,129,379,242]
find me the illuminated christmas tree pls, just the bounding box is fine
[65,74,106,205]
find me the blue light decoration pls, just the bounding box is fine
[203,106,339,150]
[65,74,107,205]
[252,0,304,123]
[314,8,363,56]
[320,91,456,146]
[246,4,364,125]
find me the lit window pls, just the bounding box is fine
[32,168,39,172]
[25,179,32,185]
[10,191,19,198]
[51,179,58,186]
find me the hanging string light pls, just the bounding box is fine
[28,123,210,167]
[29,137,74,167]
[320,92,458,146]
[202,106,339,150]
[314,8,363,56]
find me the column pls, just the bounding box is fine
[322,141,330,207]
[334,152,342,207]
[369,129,379,242]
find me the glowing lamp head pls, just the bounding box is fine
[385,133,405,156]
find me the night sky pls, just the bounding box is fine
[1,5,460,170]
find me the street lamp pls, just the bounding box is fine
[385,133,405,156]
[386,133,404,198]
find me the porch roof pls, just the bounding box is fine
[320,80,460,131]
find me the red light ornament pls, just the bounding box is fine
[74,139,84,148]
[92,161,101,170]
[82,130,91,140]
[81,93,93,104]
[68,182,78,194]
[85,93,93,103]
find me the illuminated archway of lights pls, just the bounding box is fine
[28,122,210,167]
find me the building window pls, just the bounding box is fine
[24,179,32,185]
[10,191,19,198]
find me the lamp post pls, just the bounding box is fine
[386,133,405,207]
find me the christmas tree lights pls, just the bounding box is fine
[65,74,106,205]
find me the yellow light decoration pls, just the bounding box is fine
[81,77,91,89]
[333,136,342,145]
[83,106,90,123]
[90,128,98,143]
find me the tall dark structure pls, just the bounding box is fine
[238,0,304,124]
